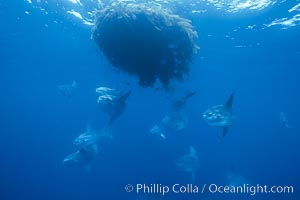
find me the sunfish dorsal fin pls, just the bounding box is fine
[117,91,131,103]
[184,91,196,101]
[107,91,131,125]
[189,146,196,156]
[225,93,234,108]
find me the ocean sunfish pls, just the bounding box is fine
[203,93,234,137]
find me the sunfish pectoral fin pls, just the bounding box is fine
[225,93,234,108]
[189,146,196,156]
[222,127,230,138]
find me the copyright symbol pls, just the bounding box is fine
[125,184,134,192]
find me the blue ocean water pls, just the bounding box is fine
[0,0,299,200]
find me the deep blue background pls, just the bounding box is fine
[0,1,299,199]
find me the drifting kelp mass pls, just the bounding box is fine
[93,1,198,88]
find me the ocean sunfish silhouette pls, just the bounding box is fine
[280,112,293,128]
[63,146,97,172]
[175,146,200,183]
[150,113,188,139]
[58,81,77,100]
[97,88,131,125]
[203,93,234,137]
